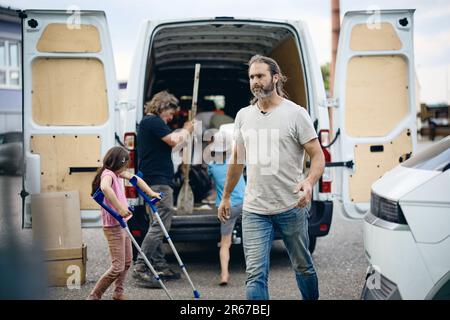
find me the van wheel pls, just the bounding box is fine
[308,235,317,254]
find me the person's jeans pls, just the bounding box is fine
[135,184,174,269]
[242,206,319,300]
[89,225,132,299]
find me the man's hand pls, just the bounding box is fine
[183,120,195,134]
[293,180,313,208]
[218,197,231,223]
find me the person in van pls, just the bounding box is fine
[218,55,325,300]
[133,91,194,288]
[88,146,161,300]
[207,125,245,286]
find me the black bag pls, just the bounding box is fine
[174,164,212,204]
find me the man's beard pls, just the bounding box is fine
[251,80,275,99]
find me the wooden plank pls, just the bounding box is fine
[31,135,101,209]
[350,22,402,51]
[349,129,413,202]
[32,58,108,126]
[269,35,308,108]
[345,56,409,137]
[37,23,101,53]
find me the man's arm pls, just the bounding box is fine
[294,138,325,208]
[161,121,194,148]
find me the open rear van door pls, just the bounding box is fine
[21,10,117,227]
[333,10,417,219]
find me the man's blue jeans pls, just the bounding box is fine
[242,206,319,300]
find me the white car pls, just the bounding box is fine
[362,135,450,300]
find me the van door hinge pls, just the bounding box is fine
[319,98,338,108]
[327,98,339,108]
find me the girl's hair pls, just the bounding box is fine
[144,90,179,115]
[248,55,288,105]
[91,146,130,195]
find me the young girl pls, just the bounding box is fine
[87,146,160,300]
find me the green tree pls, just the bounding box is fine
[321,63,330,92]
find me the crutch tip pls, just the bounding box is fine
[193,290,201,299]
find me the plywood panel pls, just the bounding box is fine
[32,58,108,126]
[269,35,308,108]
[30,135,101,209]
[37,23,101,53]
[350,22,402,51]
[345,56,409,137]
[349,129,412,202]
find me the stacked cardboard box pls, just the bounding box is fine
[32,191,87,287]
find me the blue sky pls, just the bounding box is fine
[2,0,450,103]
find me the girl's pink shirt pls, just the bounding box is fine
[100,169,132,227]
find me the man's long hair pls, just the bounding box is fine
[248,55,288,105]
[144,90,179,115]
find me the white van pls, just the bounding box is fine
[20,9,418,256]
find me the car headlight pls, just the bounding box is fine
[371,192,407,225]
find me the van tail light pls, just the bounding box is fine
[124,132,138,203]
[319,130,332,193]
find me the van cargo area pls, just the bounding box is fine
[127,20,332,251]
[143,21,309,118]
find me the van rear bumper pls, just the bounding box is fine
[129,200,333,243]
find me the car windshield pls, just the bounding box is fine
[402,137,450,171]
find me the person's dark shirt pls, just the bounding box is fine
[137,114,174,187]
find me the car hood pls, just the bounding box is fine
[371,165,440,201]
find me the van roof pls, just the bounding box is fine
[149,19,296,68]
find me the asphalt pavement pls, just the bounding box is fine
[0,174,368,300]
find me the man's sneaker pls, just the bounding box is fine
[132,269,162,289]
[156,266,181,280]
[132,267,163,289]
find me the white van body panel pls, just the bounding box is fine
[334,10,417,220]
[22,10,118,227]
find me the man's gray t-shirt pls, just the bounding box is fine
[234,99,318,215]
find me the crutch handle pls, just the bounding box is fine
[129,176,163,211]
[92,189,127,228]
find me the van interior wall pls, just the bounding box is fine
[145,65,251,119]
[143,28,307,120]
[268,35,308,109]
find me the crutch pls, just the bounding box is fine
[129,174,201,299]
[92,189,174,300]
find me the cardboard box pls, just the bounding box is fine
[31,191,82,250]
[44,244,87,287]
